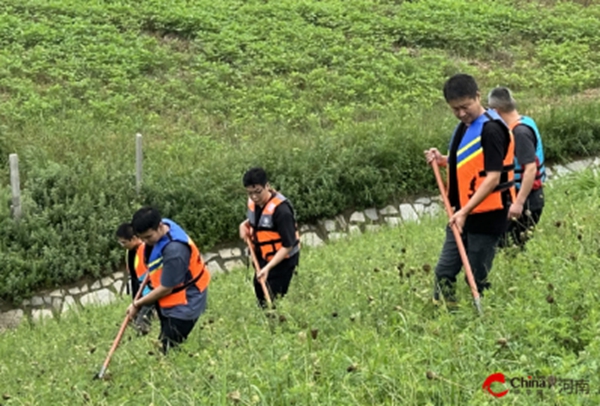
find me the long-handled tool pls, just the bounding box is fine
[245,237,272,307]
[94,272,151,380]
[430,159,483,315]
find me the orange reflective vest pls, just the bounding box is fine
[247,192,300,262]
[125,243,151,296]
[147,219,210,309]
[131,243,147,279]
[449,110,516,214]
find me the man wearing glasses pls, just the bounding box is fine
[239,167,301,308]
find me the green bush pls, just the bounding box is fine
[0,159,137,303]
[3,99,600,304]
[536,102,600,161]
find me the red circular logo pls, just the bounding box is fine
[482,373,509,398]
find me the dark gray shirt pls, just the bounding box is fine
[160,241,208,320]
[514,124,544,211]
[513,124,536,166]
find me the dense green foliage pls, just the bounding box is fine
[1,0,600,302]
[2,0,600,127]
[1,170,599,405]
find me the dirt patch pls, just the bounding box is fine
[577,87,600,100]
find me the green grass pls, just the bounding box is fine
[1,169,599,405]
[3,0,600,157]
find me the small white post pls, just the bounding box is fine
[136,133,143,195]
[9,153,21,220]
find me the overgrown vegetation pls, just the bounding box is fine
[2,0,600,128]
[1,170,599,405]
[1,0,600,302]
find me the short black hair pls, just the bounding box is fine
[243,167,268,187]
[131,206,161,234]
[115,222,135,240]
[443,73,479,102]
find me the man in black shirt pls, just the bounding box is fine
[425,74,515,306]
[115,222,154,334]
[488,87,546,248]
[239,167,300,308]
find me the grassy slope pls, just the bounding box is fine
[2,0,600,304]
[2,0,600,163]
[1,170,599,405]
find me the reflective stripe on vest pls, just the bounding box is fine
[448,109,516,214]
[133,243,151,296]
[247,192,300,262]
[147,219,210,309]
[509,116,546,190]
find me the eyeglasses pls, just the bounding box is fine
[246,188,264,197]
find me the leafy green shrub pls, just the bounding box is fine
[2,98,600,304]
[535,101,600,161]
[0,159,137,303]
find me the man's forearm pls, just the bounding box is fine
[515,164,536,206]
[263,246,293,272]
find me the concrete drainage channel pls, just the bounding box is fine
[0,157,598,332]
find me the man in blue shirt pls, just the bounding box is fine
[126,207,210,354]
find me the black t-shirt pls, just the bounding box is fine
[513,123,545,211]
[127,248,139,297]
[253,193,299,272]
[448,119,512,235]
